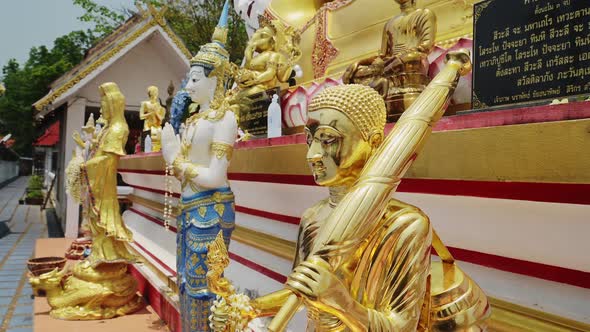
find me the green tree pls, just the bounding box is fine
[73,0,127,36]
[165,0,248,64]
[71,0,248,64]
[0,30,96,156]
[72,0,249,64]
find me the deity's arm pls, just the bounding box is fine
[244,44,256,67]
[253,54,280,85]
[380,19,395,58]
[139,101,151,120]
[276,54,294,83]
[250,289,295,317]
[155,105,166,122]
[415,9,436,53]
[73,131,86,148]
[174,112,238,189]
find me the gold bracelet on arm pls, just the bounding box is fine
[210,141,234,161]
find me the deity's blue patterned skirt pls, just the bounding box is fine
[176,187,235,332]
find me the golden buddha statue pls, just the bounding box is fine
[228,19,301,113]
[31,82,142,320]
[209,51,490,331]
[343,0,436,121]
[139,85,166,152]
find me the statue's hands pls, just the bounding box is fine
[209,298,232,332]
[161,123,180,164]
[286,257,352,314]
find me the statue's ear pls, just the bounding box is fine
[368,132,383,149]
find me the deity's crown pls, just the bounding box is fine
[82,113,95,134]
[190,0,230,69]
[308,84,386,141]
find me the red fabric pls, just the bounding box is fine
[34,121,60,146]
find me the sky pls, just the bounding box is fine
[0,0,135,70]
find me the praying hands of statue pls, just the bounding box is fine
[161,123,181,165]
[72,131,86,149]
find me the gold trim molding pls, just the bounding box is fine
[120,119,590,184]
[34,17,191,111]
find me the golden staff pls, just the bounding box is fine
[268,49,472,332]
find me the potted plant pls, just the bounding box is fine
[24,175,45,205]
[25,189,44,205]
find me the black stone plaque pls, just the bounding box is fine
[238,87,280,137]
[473,0,590,109]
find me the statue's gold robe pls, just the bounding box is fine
[295,198,431,331]
[84,120,135,266]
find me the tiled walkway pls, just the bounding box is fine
[0,177,47,332]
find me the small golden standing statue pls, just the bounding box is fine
[228,19,301,113]
[139,85,166,152]
[209,51,490,331]
[30,82,143,320]
[343,0,436,121]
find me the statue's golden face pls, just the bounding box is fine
[251,26,274,51]
[100,92,112,121]
[147,86,158,99]
[305,108,373,187]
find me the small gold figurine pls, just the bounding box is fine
[31,82,143,320]
[207,231,258,332]
[228,19,301,113]
[210,51,490,331]
[139,85,166,152]
[343,0,436,121]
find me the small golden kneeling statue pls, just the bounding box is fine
[207,50,490,332]
[30,82,143,320]
[343,0,436,121]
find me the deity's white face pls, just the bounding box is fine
[185,66,217,106]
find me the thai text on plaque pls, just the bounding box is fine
[473,0,590,109]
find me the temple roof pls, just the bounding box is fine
[33,121,60,147]
[33,6,191,116]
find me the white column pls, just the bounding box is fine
[44,148,52,187]
[64,97,86,238]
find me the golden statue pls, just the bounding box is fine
[209,51,490,331]
[139,85,166,152]
[31,82,143,320]
[343,0,436,121]
[228,19,301,113]
[0,82,5,96]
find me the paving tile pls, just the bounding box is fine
[0,295,12,305]
[0,280,20,288]
[7,328,33,332]
[16,295,33,305]
[12,304,33,315]
[9,314,33,327]
[0,305,8,317]
[0,287,17,296]
[0,274,22,281]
